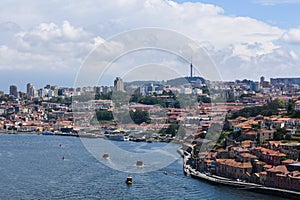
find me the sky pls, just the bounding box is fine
[1,0,300,92]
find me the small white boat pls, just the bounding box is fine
[108,135,128,141]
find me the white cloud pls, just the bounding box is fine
[213,46,300,80]
[0,0,283,49]
[22,21,91,42]
[61,21,89,41]
[281,27,300,44]
[28,23,61,41]
[0,45,56,70]
[0,0,299,84]
[0,21,102,72]
[289,50,299,60]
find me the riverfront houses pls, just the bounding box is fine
[186,112,300,192]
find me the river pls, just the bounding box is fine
[0,134,288,200]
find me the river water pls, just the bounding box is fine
[0,134,288,200]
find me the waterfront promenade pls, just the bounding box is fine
[179,148,300,199]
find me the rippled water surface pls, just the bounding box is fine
[0,134,288,199]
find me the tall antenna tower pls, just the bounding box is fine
[190,57,193,78]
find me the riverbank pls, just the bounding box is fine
[0,130,104,138]
[0,130,178,143]
[179,148,300,199]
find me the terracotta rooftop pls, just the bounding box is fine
[216,159,252,169]
[295,100,300,106]
[255,161,266,165]
[267,165,289,174]
[245,131,257,135]
[241,140,252,148]
[217,149,227,153]
[282,159,297,165]
[268,141,282,147]
[263,164,273,169]
[255,147,286,157]
[290,171,300,178]
[240,153,257,159]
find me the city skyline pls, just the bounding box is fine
[1,0,300,92]
[0,74,300,94]
[3,75,300,97]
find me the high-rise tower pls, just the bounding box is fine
[9,85,18,98]
[114,77,124,92]
[190,62,193,78]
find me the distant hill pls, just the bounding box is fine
[124,80,162,86]
[166,76,206,87]
[125,76,206,87]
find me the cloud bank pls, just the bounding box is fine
[0,0,299,89]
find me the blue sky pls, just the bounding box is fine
[175,0,300,29]
[1,0,300,92]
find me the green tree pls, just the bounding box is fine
[95,92,112,100]
[219,131,231,142]
[165,123,179,137]
[130,110,150,125]
[274,128,286,141]
[287,102,295,115]
[96,110,114,121]
[139,96,165,107]
[290,111,300,118]
[197,96,211,103]
[285,134,292,140]
[231,99,282,118]
[130,92,142,103]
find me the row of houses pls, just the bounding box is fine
[188,139,300,192]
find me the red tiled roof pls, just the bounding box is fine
[245,131,257,135]
[216,159,252,169]
[240,153,257,159]
[267,165,289,174]
[282,159,297,165]
[263,164,273,169]
[260,171,267,175]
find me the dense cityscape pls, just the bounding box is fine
[3,0,300,199]
[0,75,300,195]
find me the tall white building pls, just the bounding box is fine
[27,83,38,98]
[114,77,124,92]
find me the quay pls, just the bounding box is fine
[178,147,300,199]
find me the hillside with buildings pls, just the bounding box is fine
[1,76,300,193]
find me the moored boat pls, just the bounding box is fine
[42,130,54,135]
[108,134,127,141]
